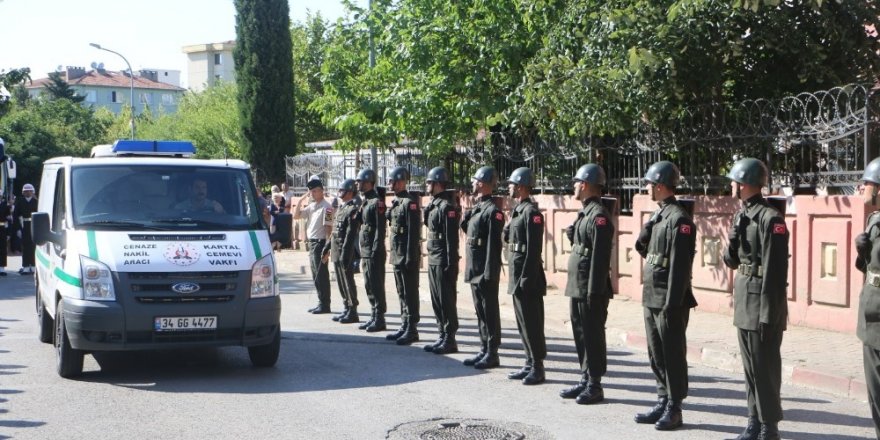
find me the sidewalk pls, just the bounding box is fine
[276,249,867,402]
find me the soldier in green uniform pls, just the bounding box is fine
[461,166,505,369]
[633,161,697,431]
[559,164,615,405]
[356,169,388,332]
[326,179,362,324]
[504,167,547,385]
[856,157,880,440]
[722,157,789,440]
[385,166,422,345]
[422,167,461,355]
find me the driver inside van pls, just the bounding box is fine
[174,178,225,213]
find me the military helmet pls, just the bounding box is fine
[387,166,410,183]
[355,168,377,184]
[643,161,680,187]
[727,157,768,187]
[573,164,607,186]
[306,175,323,190]
[472,166,498,186]
[426,167,450,185]
[862,158,880,185]
[339,178,356,193]
[507,167,535,187]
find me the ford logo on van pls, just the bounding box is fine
[171,282,201,294]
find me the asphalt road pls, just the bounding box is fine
[0,269,875,440]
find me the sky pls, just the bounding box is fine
[0,0,364,88]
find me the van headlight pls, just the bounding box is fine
[250,254,277,298]
[80,256,116,301]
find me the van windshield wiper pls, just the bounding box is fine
[78,220,167,230]
[151,218,233,228]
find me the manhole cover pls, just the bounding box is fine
[387,418,553,440]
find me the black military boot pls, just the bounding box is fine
[654,400,683,431]
[463,346,486,366]
[634,396,668,424]
[507,360,532,380]
[331,307,348,322]
[386,321,407,340]
[424,334,445,352]
[432,334,458,354]
[733,416,760,440]
[559,377,588,399]
[757,422,780,440]
[309,304,331,314]
[339,306,359,324]
[358,310,375,330]
[474,351,499,370]
[396,328,419,345]
[575,378,604,405]
[366,313,386,332]
[522,361,545,385]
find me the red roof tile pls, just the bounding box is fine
[27,70,184,91]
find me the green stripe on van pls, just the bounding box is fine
[86,230,98,259]
[36,248,82,287]
[248,230,262,259]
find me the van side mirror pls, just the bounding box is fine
[32,212,62,246]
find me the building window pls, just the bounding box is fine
[85,90,96,103]
[139,93,151,104]
[214,53,222,65]
[161,94,175,105]
[110,91,123,103]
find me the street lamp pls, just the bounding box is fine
[89,43,135,139]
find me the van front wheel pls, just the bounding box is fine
[55,300,84,378]
[248,328,280,368]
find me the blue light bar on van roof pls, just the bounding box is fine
[111,140,196,156]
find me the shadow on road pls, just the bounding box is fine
[77,330,484,394]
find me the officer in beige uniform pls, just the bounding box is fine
[293,176,335,314]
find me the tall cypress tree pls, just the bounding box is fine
[234,0,296,184]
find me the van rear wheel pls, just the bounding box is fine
[248,328,280,368]
[55,300,84,378]
[36,283,54,344]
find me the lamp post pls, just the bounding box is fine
[89,43,135,139]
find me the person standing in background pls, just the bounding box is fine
[13,183,38,275]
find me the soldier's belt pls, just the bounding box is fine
[428,232,444,240]
[466,237,483,246]
[646,253,669,268]
[572,244,591,258]
[508,243,526,253]
[737,263,763,277]
[391,226,405,234]
[867,270,880,288]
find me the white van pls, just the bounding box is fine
[32,140,281,377]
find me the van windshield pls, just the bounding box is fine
[71,165,264,231]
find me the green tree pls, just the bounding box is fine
[135,82,244,159]
[0,98,110,187]
[291,13,337,148]
[234,0,297,183]
[43,71,85,103]
[0,67,31,118]
[509,0,880,137]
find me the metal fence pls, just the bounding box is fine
[287,84,879,212]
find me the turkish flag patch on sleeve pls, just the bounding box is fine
[679,224,692,234]
[532,215,543,224]
[409,202,418,211]
[495,212,504,221]
[596,217,607,226]
[447,210,457,218]
[773,223,787,235]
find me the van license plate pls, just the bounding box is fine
[154,316,217,331]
